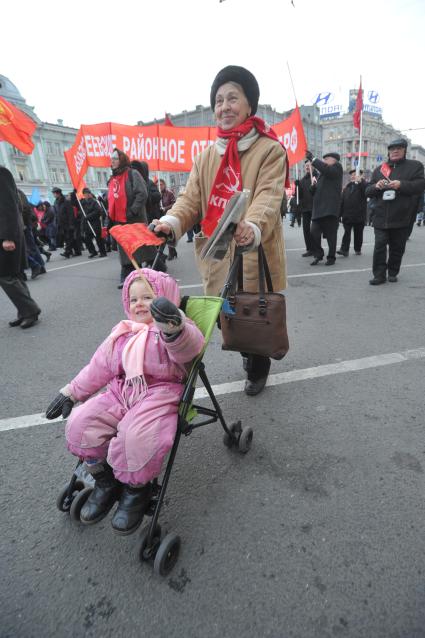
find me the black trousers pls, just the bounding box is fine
[310,216,338,260]
[340,222,365,254]
[0,274,41,319]
[373,227,409,279]
[241,353,271,381]
[302,211,313,251]
[85,230,106,256]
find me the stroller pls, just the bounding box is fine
[56,242,253,576]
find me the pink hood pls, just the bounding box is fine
[122,268,181,318]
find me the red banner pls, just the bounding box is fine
[64,107,307,189]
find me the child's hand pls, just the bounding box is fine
[150,296,185,336]
[46,393,74,419]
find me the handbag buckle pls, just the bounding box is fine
[259,297,267,315]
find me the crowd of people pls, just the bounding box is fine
[285,140,425,284]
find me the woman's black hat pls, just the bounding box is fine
[210,65,260,114]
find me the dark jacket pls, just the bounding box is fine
[0,166,28,277]
[53,195,74,231]
[311,158,343,220]
[41,207,55,227]
[146,179,162,223]
[81,197,102,231]
[125,169,148,222]
[365,158,425,229]
[297,172,316,213]
[340,179,368,224]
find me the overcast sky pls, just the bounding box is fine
[3,0,425,146]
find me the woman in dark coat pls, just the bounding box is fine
[0,166,41,328]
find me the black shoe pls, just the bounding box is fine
[336,250,348,257]
[111,483,153,535]
[355,251,362,255]
[244,376,268,396]
[20,315,39,329]
[325,258,336,266]
[310,258,323,266]
[31,266,42,280]
[290,223,295,227]
[117,283,124,290]
[302,251,313,257]
[167,248,178,261]
[99,253,107,258]
[40,266,47,274]
[80,467,121,525]
[73,252,82,257]
[388,275,398,282]
[369,277,386,285]
[9,317,23,327]
[45,252,52,262]
[60,252,71,259]
[88,252,98,259]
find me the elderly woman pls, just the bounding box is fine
[154,66,287,396]
[107,148,156,288]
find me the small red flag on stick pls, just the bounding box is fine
[353,80,363,131]
[109,223,164,269]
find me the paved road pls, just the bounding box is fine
[1,223,425,638]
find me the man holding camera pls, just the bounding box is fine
[366,139,425,285]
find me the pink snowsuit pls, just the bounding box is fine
[65,269,205,485]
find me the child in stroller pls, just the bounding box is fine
[46,268,204,536]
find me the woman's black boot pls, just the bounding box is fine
[80,465,121,525]
[111,483,153,536]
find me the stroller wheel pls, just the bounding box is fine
[138,523,162,563]
[223,420,242,448]
[237,427,253,454]
[56,481,85,512]
[69,487,93,523]
[153,532,181,576]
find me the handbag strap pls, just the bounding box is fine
[223,244,274,299]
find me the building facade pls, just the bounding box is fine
[0,75,109,202]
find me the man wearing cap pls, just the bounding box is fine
[52,187,74,258]
[366,139,425,284]
[337,169,367,257]
[295,160,318,256]
[305,150,343,266]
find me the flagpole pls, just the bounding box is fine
[76,196,97,239]
[356,75,363,177]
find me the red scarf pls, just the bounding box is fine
[108,170,128,223]
[380,162,392,180]
[201,116,287,237]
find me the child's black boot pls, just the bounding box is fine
[111,483,153,535]
[80,464,121,525]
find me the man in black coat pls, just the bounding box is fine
[80,188,107,258]
[0,166,41,328]
[52,187,74,258]
[306,150,343,266]
[366,138,425,285]
[296,160,318,256]
[337,169,367,257]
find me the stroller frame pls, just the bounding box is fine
[57,286,253,577]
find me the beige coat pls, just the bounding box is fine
[162,136,287,295]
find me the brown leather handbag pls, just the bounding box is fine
[220,245,289,360]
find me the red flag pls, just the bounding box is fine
[0,96,37,154]
[109,223,164,261]
[353,81,363,131]
[164,113,174,127]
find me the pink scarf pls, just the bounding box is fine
[108,320,149,408]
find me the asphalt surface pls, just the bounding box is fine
[1,223,425,638]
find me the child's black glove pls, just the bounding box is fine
[46,393,74,419]
[150,296,185,336]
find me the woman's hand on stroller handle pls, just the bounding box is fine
[149,220,172,239]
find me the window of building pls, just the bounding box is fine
[59,168,67,183]
[50,168,59,183]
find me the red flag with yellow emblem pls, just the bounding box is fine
[0,96,37,154]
